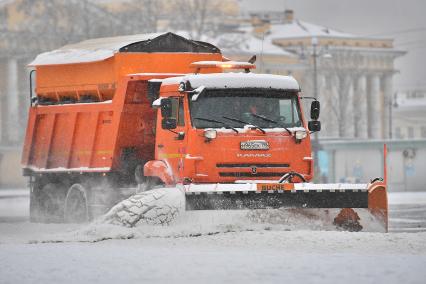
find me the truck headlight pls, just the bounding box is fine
[295,131,307,140]
[204,129,217,140]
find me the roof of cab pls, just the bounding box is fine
[161,73,300,91]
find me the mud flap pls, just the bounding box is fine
[333,208,363,232]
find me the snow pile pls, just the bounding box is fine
[248,208,385,232]
[7,191,424,244]
[39,207,384,243]
[98,187,184,227]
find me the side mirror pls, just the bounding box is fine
[162,118,177,130]
[310,100,320,120]
[308,120,321,132]
[161,98,172,117]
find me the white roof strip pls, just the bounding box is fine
[162,73,300,90]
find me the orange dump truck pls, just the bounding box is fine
[22,32,388,231]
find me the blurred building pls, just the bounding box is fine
[216,10,418,190]
[321,139,426,191]
[393,90,426,139]
[214,10,406,139]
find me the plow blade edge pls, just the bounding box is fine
[186,190,368,210]
[185,181,388,231]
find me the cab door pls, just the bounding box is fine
[155,96,187,183]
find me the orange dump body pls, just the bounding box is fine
[35,53,222,103]
[22,52,222,174]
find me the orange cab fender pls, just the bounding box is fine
[367,180,388,232]
[144,160,175,185]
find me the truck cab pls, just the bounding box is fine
[145,72,321,186]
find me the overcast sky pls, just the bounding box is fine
[241,0,426,92]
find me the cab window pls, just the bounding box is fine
[170,97,185,126]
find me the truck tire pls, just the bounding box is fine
[99,187,184,227]
[64,184,89,223]
[30,182,65,223]
[29,182,42,223]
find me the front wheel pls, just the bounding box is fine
[64,184,89,223]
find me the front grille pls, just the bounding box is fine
[219,172,287,177]
[216,163,289,168]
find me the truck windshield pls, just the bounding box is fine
[189,89,302,129]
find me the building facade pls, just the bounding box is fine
[393,90,426,140]
[321,139,426,192]
[216,10,406,139]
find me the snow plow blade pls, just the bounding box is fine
[185,180,388,231]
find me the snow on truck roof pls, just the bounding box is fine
[29,32,221,66]
[161,73,300,91]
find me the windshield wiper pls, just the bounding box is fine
[250,113,292,134]
[222,116,266,134]
[194,117,239,133]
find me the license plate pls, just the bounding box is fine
[240,140,269,150]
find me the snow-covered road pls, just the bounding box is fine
[0,189,425,284]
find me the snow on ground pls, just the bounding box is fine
[1,232,426,284]
[0,189,29,224]
[0,189,426,284]
[389,191,426,205]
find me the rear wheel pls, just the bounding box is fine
[30,182,65,223]
[64,184,89,223]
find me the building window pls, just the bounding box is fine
[408,127,414,138]
[395,127,402,139]
[421,126,426,138]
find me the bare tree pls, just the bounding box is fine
[168,0,227,39]
[112,0,164,35]
[3,0,118,54]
